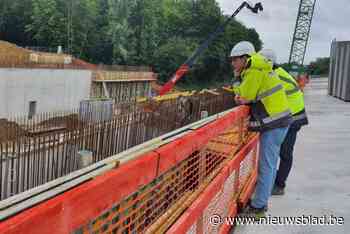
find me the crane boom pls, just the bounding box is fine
[159,1,263,96]
[289,0,317,68]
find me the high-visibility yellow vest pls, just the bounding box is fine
[275,67,308,126]
[233,53,292,132]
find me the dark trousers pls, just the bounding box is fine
[275,125,301,188]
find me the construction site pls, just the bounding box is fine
[0,0,349,233]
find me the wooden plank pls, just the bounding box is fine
[0,161,118,221]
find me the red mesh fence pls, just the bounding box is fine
[0,106,258,234]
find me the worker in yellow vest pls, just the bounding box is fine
[260,49,309,196]
[230,41,292,218]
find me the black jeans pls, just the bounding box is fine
[275,125,301,188]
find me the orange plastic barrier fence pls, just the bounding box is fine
[166,134,259,234]
[0,106,258,234]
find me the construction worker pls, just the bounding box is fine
[260,49,309,195]
[230,41,292,217]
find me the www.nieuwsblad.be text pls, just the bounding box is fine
[209,214,345,226]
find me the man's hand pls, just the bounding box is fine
[222,86,234,93]
[234,95,249,105]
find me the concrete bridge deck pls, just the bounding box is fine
[234,78,350,234]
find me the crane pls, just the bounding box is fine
[288,0,317,76]
[158,1,263,96]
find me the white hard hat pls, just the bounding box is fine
[230,41,255,57]
[259,48,277,64]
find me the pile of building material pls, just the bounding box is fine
[72,58,97,70]
[94,70,156,82]
[28,51,72,65]
[0,41,30,65]
[37,114,82,131]
[0,118,28,141]
[0,40,72,67]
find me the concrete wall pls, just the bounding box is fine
[0,68,92,118]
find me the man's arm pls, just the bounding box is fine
[233,70,262,102]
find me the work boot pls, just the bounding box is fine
[272,185,285,196]
[239,204,266,221]
[247,199,268,211]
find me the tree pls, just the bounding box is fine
[26,0,66,47]
[89,0,113,63]
[68,0,100,59]
[107,0,135,64]
[128,0,163,65]
[153,37,198,83]
[1,0,263,89]
[0,0,33,46]
[308,57,330,76]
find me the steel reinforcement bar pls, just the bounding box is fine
[0,105,258,234]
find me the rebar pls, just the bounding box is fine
[0,91,235,200]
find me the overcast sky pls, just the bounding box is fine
[217,0,350,64]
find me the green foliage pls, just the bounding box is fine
[307,57,330,76]
[0,0,32,45]
[153,37,198,83]
[106,1,126,63]
[1,0,263,89]
[26,0,66,47]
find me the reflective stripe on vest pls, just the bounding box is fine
[256,84,283,101]
[292,112,307,122]
[286,87,300,95]
[249,109,291,127]
[278,75,300,96]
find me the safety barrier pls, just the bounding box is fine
[0,106,259,234]
[166,134,259,234]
